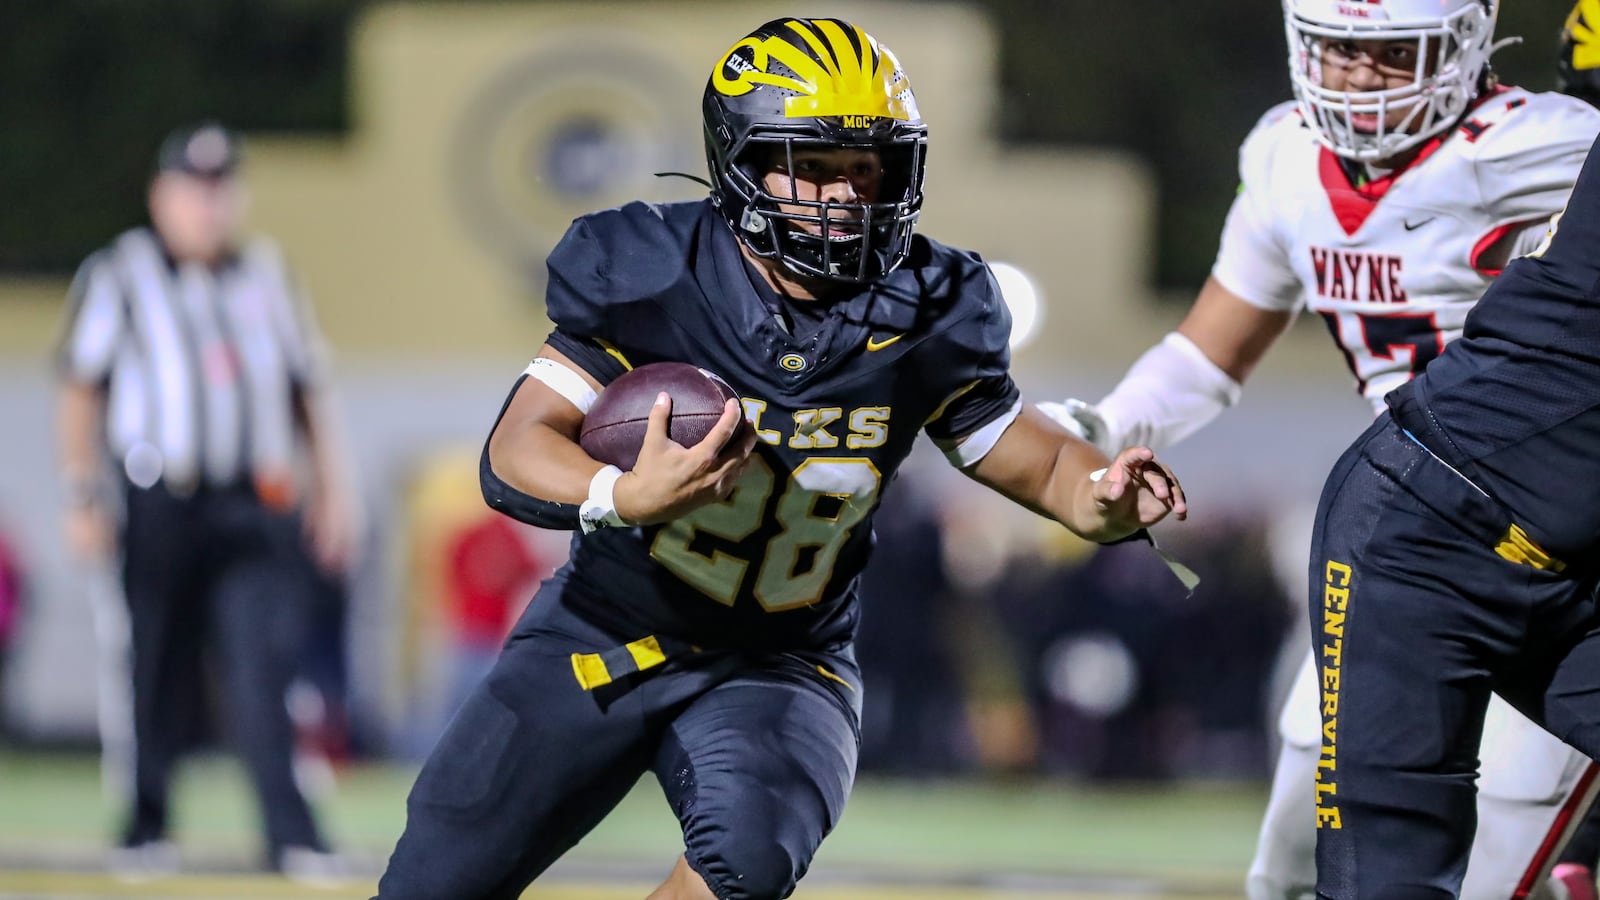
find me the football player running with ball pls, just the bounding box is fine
[373,17,1186,900]
[1042,1,1600,898]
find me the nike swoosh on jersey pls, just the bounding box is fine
[1403,217,1437,231]
[866,333,904,351]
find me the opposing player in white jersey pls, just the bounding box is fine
[1043,1,1600,897]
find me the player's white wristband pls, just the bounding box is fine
[578,465,626,534]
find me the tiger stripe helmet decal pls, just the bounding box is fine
[712,18,918,122]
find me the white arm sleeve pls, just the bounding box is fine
[1095,332,1242,452]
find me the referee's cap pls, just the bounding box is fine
[155,122,243,179]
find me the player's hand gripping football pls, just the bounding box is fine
[612,393,757,526]
[1091,446,1187,532]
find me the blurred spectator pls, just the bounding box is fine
[1144,519,1290,778]
[53,122,360,879]
[0,522,22,741]
[855,474,969,775]
[441,512,551,715]
[289,568,355,797]
[989,516,1288,781]
[397,448,561,755]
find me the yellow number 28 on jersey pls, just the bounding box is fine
[649,455,882,612]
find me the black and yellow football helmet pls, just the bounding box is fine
[702,18,927,283]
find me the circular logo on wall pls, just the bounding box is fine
[452,31,703,287]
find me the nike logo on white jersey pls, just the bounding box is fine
[1403,217,1437,231]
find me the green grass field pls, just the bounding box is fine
[0,751,1266,898]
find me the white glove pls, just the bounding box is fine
[1037,398,1115,457]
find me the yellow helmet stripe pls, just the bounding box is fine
[762,38,831,95]
[785,22,910,120]
[782,19,842,80]
[851,23,881,82]
[812,18,868,82]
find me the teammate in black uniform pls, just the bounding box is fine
[374,17,1187,900]
[1549,11,1600,898]
[1310,126,1600,897]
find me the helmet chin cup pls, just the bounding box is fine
[740,208,768,234]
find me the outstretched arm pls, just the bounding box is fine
[1043,276,1291,454]
[1177,276,1296,384]
[962,403,1185,544]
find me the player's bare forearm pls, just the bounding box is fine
[1175,277,1295,385]
[487,377,609,507]
[965,405,1117,537]
[966,404,1184,542]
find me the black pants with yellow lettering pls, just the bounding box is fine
[1308,417,1600,899]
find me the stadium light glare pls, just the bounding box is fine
[987,261,1043,350]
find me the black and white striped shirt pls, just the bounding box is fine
[57,227,327,493]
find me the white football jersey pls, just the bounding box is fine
[1213,87,1600,414]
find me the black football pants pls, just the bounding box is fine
[374,576,862,900]
[119,481,324,862]
[1310,417,1600,899]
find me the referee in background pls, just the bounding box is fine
[54,122,360,879]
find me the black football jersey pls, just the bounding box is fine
[538,199,1019,651]
[1387,132,1600,561]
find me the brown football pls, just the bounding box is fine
[579,362,744,471]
